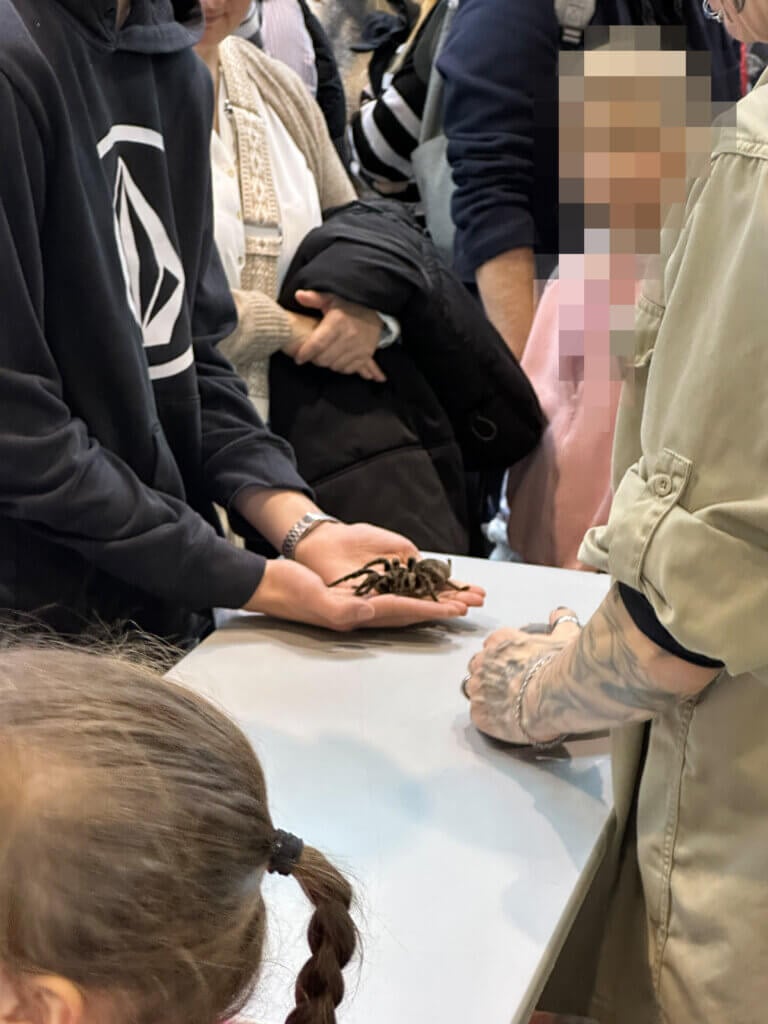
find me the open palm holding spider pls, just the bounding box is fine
[298,522,485,626]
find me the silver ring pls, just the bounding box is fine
[461,673,471,699]
[552,614,580,629]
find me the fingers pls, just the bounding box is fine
[445,580,486,600]
[361,594,468,628]
[329,348,365,374]
[467,650,483,680]
[437,588,485,608]
[359,358,387,383]
[548,605,582,640]
[482,627,525,649]
[330,355,387,383]
[294,289,331,313]
[549,606,577,625]
[294,318,337,366]
[295,321,381,375]
[469,700,507,741]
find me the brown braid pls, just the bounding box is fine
[285,846,359,1024]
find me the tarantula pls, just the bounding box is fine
[328,556,469,601]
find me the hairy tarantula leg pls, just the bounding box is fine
[443,580,471,592]
[356,575,384,596]
[328,568,373,588]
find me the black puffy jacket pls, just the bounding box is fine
[269,200,545,554]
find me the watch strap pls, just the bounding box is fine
[281,512,340,559]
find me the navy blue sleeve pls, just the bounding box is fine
[618,583,724,669]
[0,73,268,613]
[437,0,560,281]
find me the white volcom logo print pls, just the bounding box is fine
[98,125,193,381]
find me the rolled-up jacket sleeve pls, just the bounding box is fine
[436,0,558,281]
[580,146,768,678]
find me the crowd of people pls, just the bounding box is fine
[1,0,767,1021]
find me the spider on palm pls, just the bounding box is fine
[328,556,469,601]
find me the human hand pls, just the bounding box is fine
[463,607,581,743]
[296,521,486,628]
[290,290,387,383]
[283,307,384,382]
[242,558,376,631]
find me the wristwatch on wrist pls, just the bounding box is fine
[281,512,340,560]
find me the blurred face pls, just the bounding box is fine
[198,0,251,47]
[559,47,701,257]
[710,0,768,43]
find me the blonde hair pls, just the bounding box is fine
[0,645,357,1024]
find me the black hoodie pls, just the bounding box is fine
[0,0,309,641]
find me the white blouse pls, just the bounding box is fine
[211,73,322,295]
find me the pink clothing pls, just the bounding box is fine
[505,270,634,570]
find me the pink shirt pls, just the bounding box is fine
[506,266,636,570]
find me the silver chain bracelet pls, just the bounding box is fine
[513,650,567,750]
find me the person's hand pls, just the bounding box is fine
[283,306,384,382]
[296,521,486,628]
[463,607,581,743]
[289,290,387,383]
[242,558,376,631]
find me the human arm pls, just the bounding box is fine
[221,287,386,382]
[465,590,721,744]
[437,0,558,290]
[470,146,768,734]
[233,486,484,625]
[188,142,474,624]
[475,247,536,359]
[285,290,390,382]
[348,25,432,197]
[0,73,272,614]
[222,288,294,370]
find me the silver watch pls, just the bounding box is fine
[281,512,340,559]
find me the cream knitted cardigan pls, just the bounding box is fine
[217,36,356,406]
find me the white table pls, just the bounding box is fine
[172,557,612,1024]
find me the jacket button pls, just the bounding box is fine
[654,474,672,497]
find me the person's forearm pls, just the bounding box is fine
[529,587,721,740]
[232,487,322,552]
[475,248,536,360]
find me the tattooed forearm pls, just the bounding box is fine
[527,587,720,740]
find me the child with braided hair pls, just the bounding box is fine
[0,646,357,1024]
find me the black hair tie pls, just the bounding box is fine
[268,829,304,876]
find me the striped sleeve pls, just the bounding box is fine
[349,55,426,198]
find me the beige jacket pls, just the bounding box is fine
[217,37,355,406]
[566,70,768,1024]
